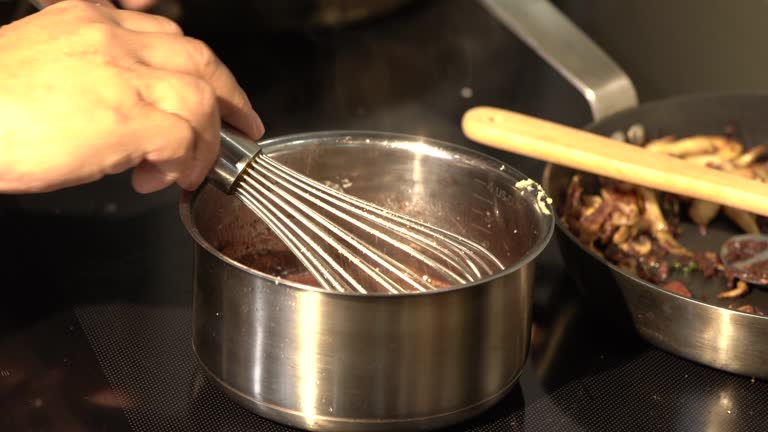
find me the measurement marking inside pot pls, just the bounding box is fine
[471,224,492,234]
[473,193,493,205]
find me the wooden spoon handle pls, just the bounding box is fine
[462,106,768,216]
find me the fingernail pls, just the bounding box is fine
[132,164,175,194]
[133,175,169,194]
[252,112,265,139]
[178,170,206,192]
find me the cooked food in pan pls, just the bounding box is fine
[561,124,768,315]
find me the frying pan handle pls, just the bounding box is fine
[478,0,638,121]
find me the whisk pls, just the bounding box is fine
[209,126,505,294]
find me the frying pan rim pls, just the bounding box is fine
[541,91,768,320]
[180,129,555,297]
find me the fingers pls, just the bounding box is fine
[102,10,262,143]
[123,106,194,193]
[110,9,183,34]
[126,32,264,140]
[39,0,116,8]
[132,68,220,192]
[43,1,264,194]
[74,1,182,33]
[50,1,180,35]
[116,0,160,11]
[131,160,177,193]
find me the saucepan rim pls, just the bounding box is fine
[179,130,554,297]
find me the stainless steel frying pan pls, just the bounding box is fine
[480,0,768,379]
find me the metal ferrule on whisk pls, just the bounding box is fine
[209,125,263,193]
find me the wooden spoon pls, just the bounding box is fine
[461,106,768,217]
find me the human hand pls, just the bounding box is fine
[0,0,264,194]
[30,0,159,10]
[117,0,161,10]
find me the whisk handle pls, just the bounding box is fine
[209,125,262,193]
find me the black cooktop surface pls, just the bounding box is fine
[2,1,766,431]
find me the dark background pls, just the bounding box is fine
[2,1,768,431]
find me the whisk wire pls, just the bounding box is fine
[235,193,338,292]
[238,177,367,293]
[251,161,461,289]
[244,165,431,293]
[231,153,505,294]
[259,156,504,274]
[256,157,490,283]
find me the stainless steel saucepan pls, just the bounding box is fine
[179,131,554,431]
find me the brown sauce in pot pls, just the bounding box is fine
[219,242,453,291]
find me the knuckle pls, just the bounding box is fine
[76,22,118,49]
[54,0,102,20]
[157,126,193,162]
[171,122,196,159]
[186,78,216,111]
[234,91,252,112]
[185,37,217,71]
[177,175,201,191]
[196,134,220,168]
[155,16,183,35]
[147,118,194,162]
[53,0,90,13]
